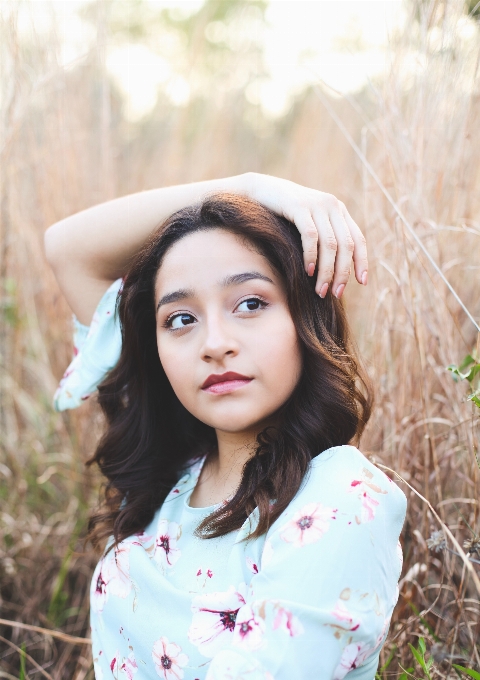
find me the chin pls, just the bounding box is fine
[201,411,273,435]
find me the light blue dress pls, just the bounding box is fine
[54,279,407,680]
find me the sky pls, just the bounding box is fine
[17,0,406,120]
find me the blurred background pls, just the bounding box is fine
[1,0,480,677]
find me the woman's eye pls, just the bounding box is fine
[168,313,196,330]
[236,297,266,313]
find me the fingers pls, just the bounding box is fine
[341,204,368,286]
[287,194,368,300]
[328,207,355,299]
[312,201,368,299]
[292,208,319,275]
[311,209,337,298]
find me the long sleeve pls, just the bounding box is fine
[53,278,123,411]
[205,446,407,680]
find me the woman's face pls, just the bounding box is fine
[155,229,302,435]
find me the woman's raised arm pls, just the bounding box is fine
[44,173,367,325]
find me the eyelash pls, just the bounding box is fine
[162,296,269,331]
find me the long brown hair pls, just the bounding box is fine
[87,193,372,551]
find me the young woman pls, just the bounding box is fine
[45,174,406,680]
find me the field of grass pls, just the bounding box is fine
[0,0,479,677]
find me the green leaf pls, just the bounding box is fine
[459,354,475,371]
[409,642,426,669]
[467,390,480,408]
[452,665,480,679]
[449,365,476,382]
[448,365,462,381]
[448,358,480,383]
[418,637,426,655]
[466,364,480,383]
[19,642,26,680]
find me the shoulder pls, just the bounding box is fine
[292,445,407,526]
[262,445,407,577]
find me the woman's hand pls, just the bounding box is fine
[244,172,367,299]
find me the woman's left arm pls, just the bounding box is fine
[205,447,406,680]
[45,172,366,326]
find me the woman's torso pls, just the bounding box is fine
[89,446,406,680]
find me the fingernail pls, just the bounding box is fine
[307,263,315,277]
[361,271,368,286]
[319,282,329,298]
[335,284,345,299]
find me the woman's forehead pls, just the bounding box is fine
[155,229,277,294]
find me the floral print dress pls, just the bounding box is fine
[54,279,407,680]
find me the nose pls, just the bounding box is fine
[200,313,239,363]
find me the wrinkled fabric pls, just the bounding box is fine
[55,282,407,679]
[53,278,123,411]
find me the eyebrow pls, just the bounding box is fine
[156,270,274,312]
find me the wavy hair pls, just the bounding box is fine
[87,193,372,550]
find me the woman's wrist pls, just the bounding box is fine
[204,172,252,197]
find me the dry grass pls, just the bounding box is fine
[1,0,479,677]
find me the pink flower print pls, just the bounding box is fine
[152,637,188,680]
[246,557,259,574]
[331,600,360,632]
[111,652,120,674]
[360,492,380,523]
[188,584,247,657]
[92,542,138,614]
[207,569,213,578]
[233,605,265,651]
[129,531,155,560]
[372,615,391,651]
[108,544,132,599]
[349,467,387,524]
[333,641,373,680]
[349,468,387,496]
[272,605,304,637]
[280,502,335,547]
[92,559,110,613]
[132,531,153,545]
[154,519,181,570]
[119,651,138,679]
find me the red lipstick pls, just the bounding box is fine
[201,372,253,395]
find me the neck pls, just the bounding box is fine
[189,421,274,509]
[196,427,261,507]
[210,427,259,479]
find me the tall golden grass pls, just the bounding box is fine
[1,0,479,677]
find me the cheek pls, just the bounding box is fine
[156,337,195,405]
[256,315,302,391]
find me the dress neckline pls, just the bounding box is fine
[183,454,219,513]
[181,447,340,513]
[183,453,238,513]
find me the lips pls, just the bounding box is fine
[201,371,253,394]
